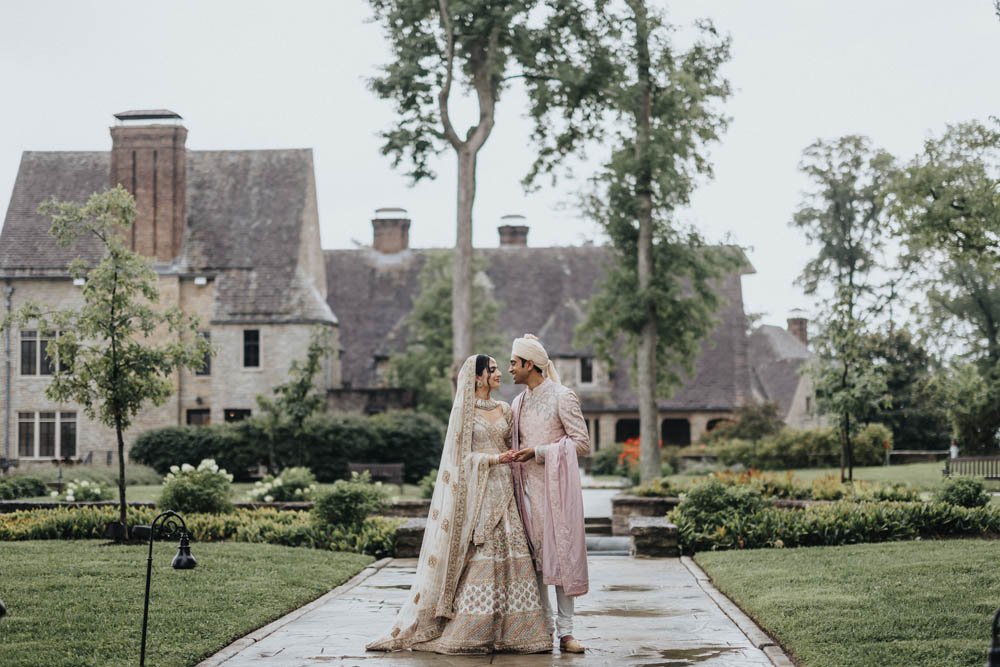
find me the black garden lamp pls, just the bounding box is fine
[133,510,197,666]
[987,607,1000,667]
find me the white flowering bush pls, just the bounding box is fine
[247,466,319,503]
[50,479,112,502]
[157,458,234,514]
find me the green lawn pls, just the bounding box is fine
[0,540,372,666]
[695,539,1000,666]
[19,481,424,503]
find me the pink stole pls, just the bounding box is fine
[511,392,589,598]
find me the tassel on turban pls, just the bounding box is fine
[511,334,560,385]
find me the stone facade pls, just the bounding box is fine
[0,111,340,471]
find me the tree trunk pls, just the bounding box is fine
[452,148,476,367]
[632,0,659,484]
[115,415,127,539]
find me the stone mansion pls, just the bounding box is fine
[0,111,813,470]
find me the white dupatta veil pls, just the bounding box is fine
[367,355,495,651]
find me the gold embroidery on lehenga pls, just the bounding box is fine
[432,509,439,520]
[442,519,449,532]
[442,470,451,484]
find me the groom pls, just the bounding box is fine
[505,334,591,654]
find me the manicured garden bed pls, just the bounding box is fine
[695,539,1000,666]
[0,540,372,667]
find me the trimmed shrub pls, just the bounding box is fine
[0,476,49,500]
[672,499,1000,553]
[12,464,162,487]
[312,471,390,531]
[157,459,234,515]
[0,506,401,557]
[590,443,625,475]
[936,477,990,508]
[247,467,319,502]
[853,423,893,466]
[370,410,446,483]
[676,479,770,532]
[299,413,381,482]
[131,425,261,481]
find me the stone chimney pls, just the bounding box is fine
[372,208,410,253]
[498,214,528,246]
[110,110,187,263]
[787,317,808,346]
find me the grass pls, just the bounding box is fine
[0,540,373,667]
[695,539,1000,666]
[18,481,424,503]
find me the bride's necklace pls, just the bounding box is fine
[475,397,498,410]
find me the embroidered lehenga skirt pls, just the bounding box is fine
[414,496,551,654]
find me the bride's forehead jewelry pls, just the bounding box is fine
[475,398,499,410]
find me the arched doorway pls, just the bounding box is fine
[661,418,691,446]
[615,418,640,443]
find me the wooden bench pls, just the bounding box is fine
[348,462,405,485]
[945,457,1000,480]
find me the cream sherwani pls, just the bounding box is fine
[511,378,590,637]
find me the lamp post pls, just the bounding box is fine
[987,607,1000,667]
[133,510,197,666]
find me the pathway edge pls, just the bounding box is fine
[680,556,796,667]
[196,556,394,667]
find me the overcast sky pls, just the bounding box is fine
[2,1,999,328]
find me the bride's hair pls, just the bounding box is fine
[475,354,492,378]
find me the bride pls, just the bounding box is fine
[366,354,551,654]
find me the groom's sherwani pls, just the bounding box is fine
[511,378,591,636]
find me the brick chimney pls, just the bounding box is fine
[787,317,808,346]
[110,110,187,263]
[498,214,528,246]
[372,208,410,253]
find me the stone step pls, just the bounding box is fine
[586,535,631,556]
[585,516,612,535]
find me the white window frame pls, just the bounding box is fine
[17,410,77,459]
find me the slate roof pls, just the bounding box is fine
[748,324,811,418]
[325,246,754,412]
[0,149,335,325]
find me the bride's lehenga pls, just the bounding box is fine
[366,356,551,655]
[414,406,550,654]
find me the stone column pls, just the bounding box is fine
[598,414,617,448]
[689,413,711,443]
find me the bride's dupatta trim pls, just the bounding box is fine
[366,356,495,652]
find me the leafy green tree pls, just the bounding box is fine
[365,0,607,369]
[389,251,502,423]
[701,401,784,445]
[539,1,739,482]
[892,119,1000,451]
[792,135,896,480]
[1,186,212,537]
[255,326,334,471]
[857,329,950,451]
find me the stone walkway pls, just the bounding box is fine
[200,556,791,667]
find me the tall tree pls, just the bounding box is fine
[389,251,502,423]
[528,1,737,483]
[892,118,1000,451]
[255,325,334,472]
[1,186,211,537]
[792,135,896,481]
[367,0,518,370]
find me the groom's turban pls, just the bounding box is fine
[512,334,561,385]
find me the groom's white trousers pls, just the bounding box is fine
[536,572,574,637]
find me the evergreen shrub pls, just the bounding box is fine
[936,477,991,508]
[312,471,390,531]
[0,476,49,500]
[419,469,437,499]
[131,425,261,481]
[589,443,625,475]
[157,459,234,515]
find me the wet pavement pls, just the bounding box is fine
[200,556,779,667]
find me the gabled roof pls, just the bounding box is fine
[325,245,753,412]
[0,149,335,325]
[748,324,811,418]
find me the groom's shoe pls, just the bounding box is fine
[559,635,585,653]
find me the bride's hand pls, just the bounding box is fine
[497,450,516,464]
